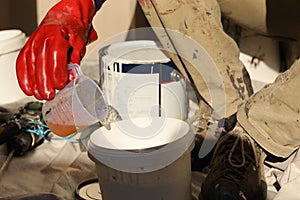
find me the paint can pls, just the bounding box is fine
[99,40,188,120]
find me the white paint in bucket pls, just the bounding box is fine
[0,29,28,104]
[88,117,194,200]
[88,117,194,172]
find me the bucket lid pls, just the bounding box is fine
[75,178,101,200]
[0,29,25,54]
[100,40,170,64]
[87,117,195,173]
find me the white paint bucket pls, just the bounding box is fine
[99,40,188,120]
[88,117,194,200]
[0,29,27,104]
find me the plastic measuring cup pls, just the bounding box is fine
[42,64,108,137]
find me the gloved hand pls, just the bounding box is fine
[16,0,98,100]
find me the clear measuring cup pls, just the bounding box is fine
[42,64,108,137]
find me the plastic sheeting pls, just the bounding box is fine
[265,149,300,200]
[0,139,97,199]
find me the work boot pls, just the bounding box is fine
[199,127,267,200]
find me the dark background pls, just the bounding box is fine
[0,0,37,36]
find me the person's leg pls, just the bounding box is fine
[218,0,300,159]
[237,59,300,159]
[138,1,267,199]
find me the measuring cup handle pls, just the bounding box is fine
[68,63,83,78]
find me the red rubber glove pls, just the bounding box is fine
[16,0,98,100]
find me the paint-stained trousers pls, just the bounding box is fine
[138,0,300,158]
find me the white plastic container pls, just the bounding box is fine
[88,117,195,200]
[0,29,28,104]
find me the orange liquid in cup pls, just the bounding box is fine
[46,122,87,137]
[46,123,77,137]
